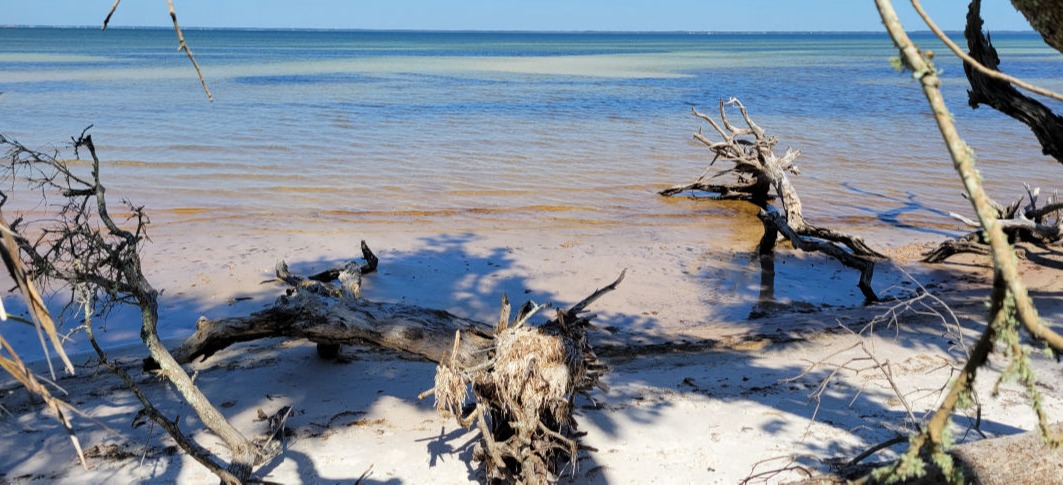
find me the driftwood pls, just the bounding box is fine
[964,0,1063,163]
[172,244,495,366]
[1,131,264,483]
[924,184,1063,262]
[176,248,623,484]
[428,272,622,483]
[661,98,884,301]
[785,423,1063,484]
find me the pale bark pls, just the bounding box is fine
[174,289,495,366]
[924,185,1063,263]
[662,99,883,301]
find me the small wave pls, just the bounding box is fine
[167,207,212,215]
[320,204,592,218]
[233,72,381,85]
[0,53,113,63]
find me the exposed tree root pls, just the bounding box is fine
[176,250,624,484]
[924,184,1063,263]
[428,272,623,484]
[662,98,883,301]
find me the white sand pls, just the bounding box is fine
[3,226,1063,483]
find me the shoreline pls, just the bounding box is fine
[0,215,963,364]
[2,172,1059,484]
[3,241,1062,483]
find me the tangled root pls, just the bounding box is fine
[427,272,622,484]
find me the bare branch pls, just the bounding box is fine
[909,0,1063,102]
[665,98,883,300]
[101,0,122,30]
[166,0,213,101]
[1,132,264,481]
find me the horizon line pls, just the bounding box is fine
[0,24,1038,35]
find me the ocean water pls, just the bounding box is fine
[1,28,1061,243]
[2,28,1063,362]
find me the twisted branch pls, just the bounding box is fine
[663,98,883,301]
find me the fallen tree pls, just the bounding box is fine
[1,131,269,483]
[3,130,623,484]
[923,184,1062,263]
[176,242,623,483]
[661,98,884,301]
[172,247,494,366]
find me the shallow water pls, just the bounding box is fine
[1,28,1062,360]
[2,28,1061,245]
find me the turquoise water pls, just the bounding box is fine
[2,27,1063,360]
[1,27,1061,241]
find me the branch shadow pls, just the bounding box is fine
[5,232,1063,483]
[2,232,608,482]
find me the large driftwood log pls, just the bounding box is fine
[174,279,495,366]
[174,245,493,366]
[965,0,1063,163]
[167,240,503,366]
[175,248,624,483]
[661,98,883,301]
[924,184,1063,262]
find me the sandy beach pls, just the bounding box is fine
[2,24,1062,485]
[4,223,1063,484]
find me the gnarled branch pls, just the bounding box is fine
[1,132,261,483]
[924,185,1063,262]
[964,0,1063,162]
[662,98,883,301]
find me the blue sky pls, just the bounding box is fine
[2,1,1034,32]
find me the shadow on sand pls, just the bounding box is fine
[3,232,1063,483]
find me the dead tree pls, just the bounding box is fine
[427,273,620,484]
[0,131,267,483]
[171,246,495,366]
[661,98,884,301]
[923,184,1063,262]
[177,251,623,484]
[1009,0,1063,54]
[964,0,1063,163]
